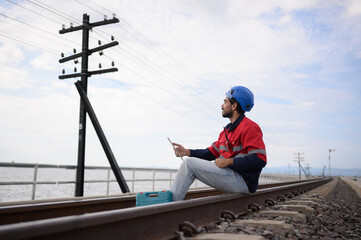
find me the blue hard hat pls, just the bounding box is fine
[225,86,254,112]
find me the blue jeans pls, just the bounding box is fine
[170,157,250,201]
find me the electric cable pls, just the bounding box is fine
[74,0,104,16]
[86,0,221,105]
[25,0,80,25]
[104,45,219,121]
[0,31,58,55]
[70,0,221,114]
[75,0,220,107]
[102,55,219,131]
[4,1,236,131]
[30,0,118,51]
[6,0,102,56]
[82,26,220,122]
[100,53,220,123]
[3,1,289,159]
[32,0,81,25]
[4,1,259,131]
[90,32,221,115]
[6,0,64,25]
[85,0,113,15]
[0,14,77,50]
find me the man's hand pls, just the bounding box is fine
[215,158,233,168]
[172,143,190,157]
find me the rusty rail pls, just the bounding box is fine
[0,179,315,225]
[0,178,331,240]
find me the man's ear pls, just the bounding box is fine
[231,102,237,111]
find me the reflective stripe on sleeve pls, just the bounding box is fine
[212,143,220,153]
[234,153,247,158]
[234,149,266,158]
[232,145,243,152]
[220,145,229,152]
[248,149,266,155]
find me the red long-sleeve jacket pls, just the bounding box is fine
[191,114,267,192]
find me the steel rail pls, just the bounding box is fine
[0,179,315,225]
[0,178,331,240]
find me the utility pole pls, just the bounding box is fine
[322,165,326,177]
[294,152,304,180]
[305,163,311,177]
[59,14,129,196]
[328,149,336,177]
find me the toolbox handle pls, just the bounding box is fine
[143,191,160,198]
[138,190,170,198]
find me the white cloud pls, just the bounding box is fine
[0,43,24,65]
[0,66,34,89]
[299,102,315,107]
[343,0,361,17]
[278,14,292,25]
[30,52,58,70]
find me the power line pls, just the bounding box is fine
[5,1,296,162]
[96,32,221,113]
[104,46,220,122]
[101,54,220,124]
[29,0,115,48]
[5,0,230,115]
[26,0,80,25]
[34,0,220,114]
[76,0,220,107]
[0,19,73,50]
[6,0,64,25]
[0,13,78,49]
[102,56,219,131]
[36,1,221,127]
[113,11,221,106]
[74,0,104,16]
[0,32,58,55]
[3,1,289,153]
[87,0,113,15]
[80,28,220,121]
[3,1,274,132]
[33,0,80,25]
[4,1,243,131]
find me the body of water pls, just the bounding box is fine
[0,166,207,202]
[0,164,296,203]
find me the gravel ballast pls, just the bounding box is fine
[190,178,361,240]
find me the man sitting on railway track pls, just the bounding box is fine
[170,86,267,201]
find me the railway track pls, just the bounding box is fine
[0,179,317,225]
[0,178,331,240]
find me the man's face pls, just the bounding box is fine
[222,97,233,118]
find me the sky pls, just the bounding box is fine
[0,0,360,174]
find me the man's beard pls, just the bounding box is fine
[222,109,233,118]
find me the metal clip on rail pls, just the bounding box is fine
[265,198,276,206]
[220,210,237,221]
[248,203,261,212]
[178,221,204,237]
[277,195,287,202]
[285,193,293,199]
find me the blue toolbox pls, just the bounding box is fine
[136,190,173,206]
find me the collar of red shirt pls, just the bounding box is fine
[225,113,245,132]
